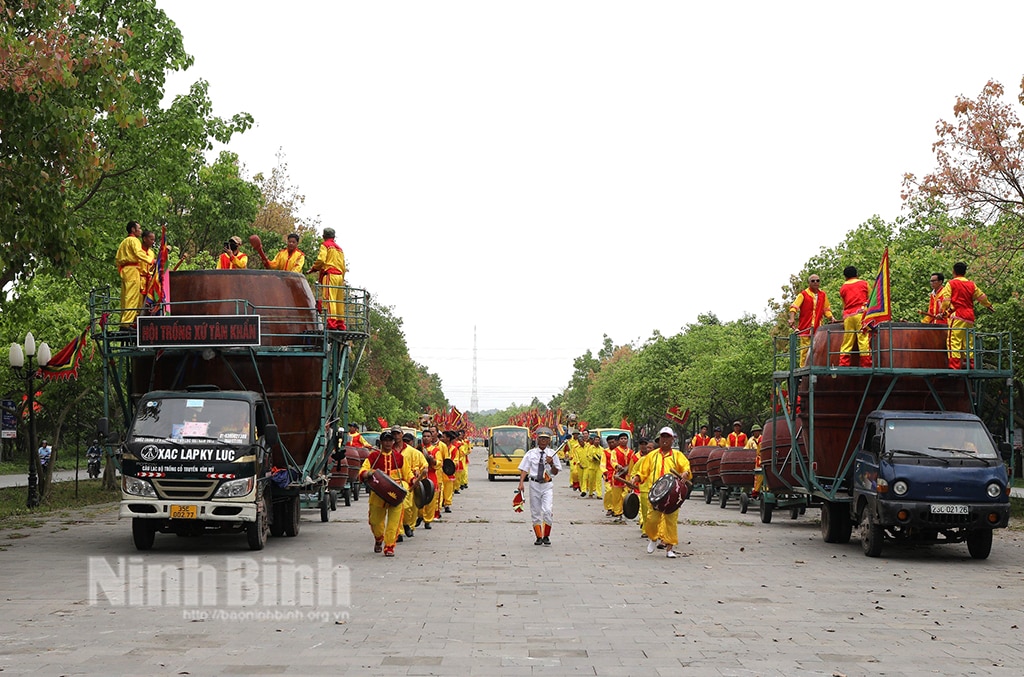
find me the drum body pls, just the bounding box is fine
[707,448,726,487]
[649,474,688,513]
[687,446,713,485]
[719,447,757,488]
[365,469,407,506]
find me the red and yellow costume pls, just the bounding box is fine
[581,440,603,497]
[398,441,428,535]
[566,437,583,489]
[940,275,992,370]
[727,431,747,447]
[709,435,729,448]
[690,433,709,448]
[309,238,346,330]
[606,446,629,517]
[268,247,305,272]
[116,234,149,328]
[359,448,413,555]
[217,251,248,269]
[789,287,833,366]
[923,290,948,326]
[746,434,763,496]
[348,431,369,448]
[421,441,445,524]
[838,277,871,367]
[633,448,691,547]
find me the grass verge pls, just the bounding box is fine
[0,479,119,530]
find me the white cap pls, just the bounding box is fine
[657,426,676,438]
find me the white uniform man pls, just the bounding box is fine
[517,428,562,546]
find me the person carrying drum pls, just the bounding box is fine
[396,427,428,541]
[581,431,604,499]
[358,430,414,557]
[632,426,691,559]
[517,428,562,545]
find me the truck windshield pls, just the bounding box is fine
[131,398,251,443]
[885,419,999,460]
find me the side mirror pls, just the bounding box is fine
[265,424,280,448]
[483,439,489,448]
[870,434,882,454]
[999,441,1012,462]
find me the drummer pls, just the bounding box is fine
[418,428,442,530]
[631,426,692,559]
[709,425,728,447]
[396,428,428,541]
[358,430,414,557]
[746,424,764,498]
[634,437,652,535]
[517,427,562,545]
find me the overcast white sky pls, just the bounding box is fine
[159,1,1024,412]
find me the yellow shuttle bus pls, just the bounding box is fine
[486,425,530,480]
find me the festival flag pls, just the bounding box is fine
[861,247,892,328]
[376,417,389,430]
[143,225,170,316]
[665,406,690,426]
[619,417,634,433]
[39,330,89,382]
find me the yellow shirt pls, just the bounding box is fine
[217,252,248,270]
[310,241,346,282]
[709,436,729,448]
[633,448,691,491]
[359,449,414,489]
[115,235,146,271]
[268,248,305,272]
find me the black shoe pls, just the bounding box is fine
[424,523,432,530]
[461,485,467,490]
[454,490,460,495]
[444,506,451,513]
[534,537,543,545]
[397,534,404,543]
[542,536,551,545]
[403,525,413,538]
[415,516,423,527]
[656,543,666,549]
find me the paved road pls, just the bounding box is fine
[1,451,1022,676]
[0,469,101,489]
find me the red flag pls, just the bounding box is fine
[665,406,690,426]
[861,247,892,329]
[376,417,389,429]
[39,330,89,382]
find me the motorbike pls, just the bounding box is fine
[87,448,102,479]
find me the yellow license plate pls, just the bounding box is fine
[170,504,198,519]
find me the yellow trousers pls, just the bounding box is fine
[420,482,440,523]
[569,464,580,488]
[839,314,871,366]
[457,468,468,487]
[644,507,680,546]
[608,486,624,516]
[582,467,603,496]
[947,318,974,369]
[402,490,417,531]
[798,334,812,367]
[442,475,455,507]
[120,267,143,328]
[638,492,650,531]
[368,494,403,547]
[321,272,345,328]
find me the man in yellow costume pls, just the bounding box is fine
[747,424,764,498]
[632,427,691,559]
[940,261,994,370]
[217,236,248,269]
[420,427,446,528]
[266,232,305,272]
[581,431,604,499]
[115,221,147,328]
[359,430,414,557]
[393,427,428,541]
[566,430,583,491]
[308,227,347,330]
[788,273,834,366]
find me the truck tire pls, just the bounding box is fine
[759,494,773,524]
[739,493,749,514]
[789,507,800,520]
[821,501,852,544]
[284,496,301,537]
[966,529,993,560]
[132,518,156,551]
[329,490,338,511]
[488,474,495,481]
[719,489,729,509]
[320,494,330,523]
[270,501,286,537]
[246,505,269,551]
[861,511,883,557]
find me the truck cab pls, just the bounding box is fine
[118,389,278,550]
[852,410,1010,559]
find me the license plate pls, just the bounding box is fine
[170,504,198,519]
[930,504,968,515]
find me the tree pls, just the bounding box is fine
[251,148,321,240]
[902,79,1024,269]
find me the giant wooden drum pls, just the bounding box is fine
[687,446,714,485]
[719,447,757,488]
[130,270,323,469]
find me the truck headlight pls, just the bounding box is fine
[214,477,255,498]
[123,476,157,498]
[986,482,1002,498]
[892,480,909,496]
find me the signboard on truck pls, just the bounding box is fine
[137,315,261,348]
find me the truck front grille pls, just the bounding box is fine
[152,478,218,501]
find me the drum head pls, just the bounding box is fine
[414,478,435,508]
[442,458,457,476]
[649,474,686,514]
[622,491,640,519]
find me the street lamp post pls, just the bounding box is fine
[8,332,50,509]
